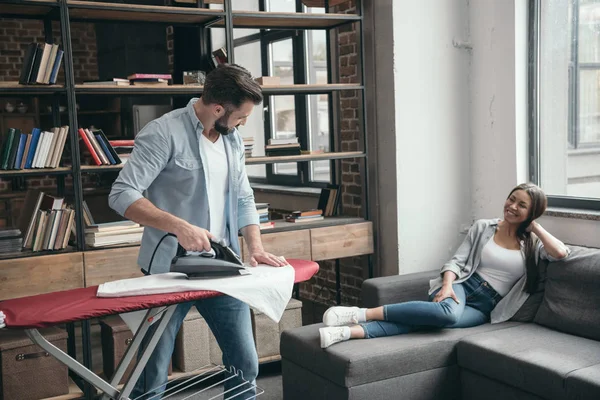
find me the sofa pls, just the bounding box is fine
[280,245,600,400]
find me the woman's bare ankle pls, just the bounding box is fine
[349,325,366,339]
[365,306,384,321]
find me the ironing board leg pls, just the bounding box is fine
[25,328,120,399]
[119,304,178,400]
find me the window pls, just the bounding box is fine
[227,1,332,187]
[533,0,600,207]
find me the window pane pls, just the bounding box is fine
[235,41,265,178]
[306,29,330,182]
[267,0,296,12]
[270,39,297,176]
[539,0,600,198]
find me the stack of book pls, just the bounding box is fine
[318,184,340,217]
[243,137,255,158]
[109,140,134,164]
[128,73,171,86]
[0,228,22,254]
[285,209,324,224]
[265,137,301,156]
[81,78,130,86]
[85,220,143,248]
[78,128,122,166]
[20,191,75,252]
[211,47,228,68]
[19,42,64,85]
[256,202,274,230]
[0,126,70,170]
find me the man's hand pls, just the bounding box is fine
[433,284,460,304]
[173,222,213,252]
[248,249,288,267]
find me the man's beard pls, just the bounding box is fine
[214,114,234,135]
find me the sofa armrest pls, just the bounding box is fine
[361,270,438,308]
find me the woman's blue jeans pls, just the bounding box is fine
[361,273,503,338]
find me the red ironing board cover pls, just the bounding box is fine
[0,259,318,329]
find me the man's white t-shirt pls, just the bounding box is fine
[200,133,229,244]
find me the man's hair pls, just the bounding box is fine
[201,64,263,108]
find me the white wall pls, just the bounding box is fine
[469,0,529,220]
[386,0,600,277]
[392,0,472,274]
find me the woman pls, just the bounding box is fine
[319,183,570,348]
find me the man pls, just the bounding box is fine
[108,63,286,399]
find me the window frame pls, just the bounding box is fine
[529,0,600,210]
[232,0,332,188]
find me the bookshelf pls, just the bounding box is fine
[0,0,371,264]
[0,1,371,398]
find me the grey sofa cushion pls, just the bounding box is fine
[280,322,520,388]
[565,363,600,400]
[457,324,600,400]
[461,369,545,400]
[534,245,600,341]
[509,258,548,322]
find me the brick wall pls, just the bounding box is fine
[0,20,98,83]
[0,19,98,227]
[299,0,368,308]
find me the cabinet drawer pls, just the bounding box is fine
[310,222,373,261]
[242,230,311,262]
[0,252,84,301]
[84,247,142,287]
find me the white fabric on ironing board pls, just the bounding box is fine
[98,264,295,333]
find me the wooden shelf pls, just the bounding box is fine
[246,151,364,164]
[0,246,78,261]
[0,0,58,19]
[74,83,362,95]
[80,164,123,173]
[40,110,120,116]
[67,0,224,25]
[79,151,364,172]
[259,216,367,234]
[41,379,83,400]
[0,81,65,95]
[0,167,71,178]
[214,10,361,29]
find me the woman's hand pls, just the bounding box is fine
[526,220,539,233]
[433,284,460,304]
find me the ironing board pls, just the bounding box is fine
[0,259,319,400]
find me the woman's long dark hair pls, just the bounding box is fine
[508,183,547,293]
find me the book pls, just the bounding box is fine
[109,140,134,147]
[85,128,109,165]
[42,44,59,84]
[44,127,60,168]
[292,209,323,218]
[19,133,32,169]
[19,43,39,85]
[94,130,121,164]
[82,78,129,85]
[127,73,172,80]
[78,128,101,165]
[13,132,27,170]
[48,49,64,84]
[95,133,116,164]
[28,44,43,84]
[6,129,21,170]
[24,128,41,169]
[35,43,52,84]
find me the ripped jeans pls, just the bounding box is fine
[360,273,503,338]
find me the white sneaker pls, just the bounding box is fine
[322,306,360,326]
[319,327,349,348]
